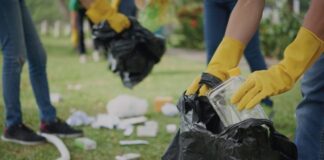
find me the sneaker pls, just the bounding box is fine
[1,123,46,145]
[92,50,100,62]
[40,118,83,138]
[79,55,87,64]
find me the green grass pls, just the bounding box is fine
[0,36,301,160]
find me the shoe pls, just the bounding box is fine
[92,50,100,62]
[1,123,46,145]
[79,55,87,64]
[40,118,83,138]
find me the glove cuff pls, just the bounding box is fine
[86,0,114,24]
[299,27,324,52]
[206,37,246,81]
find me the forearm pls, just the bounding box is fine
[79,0,93,9]
[70,11,77,29]
[225,0,265,44]
[303,0,324,40]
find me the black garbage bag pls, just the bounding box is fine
[92,17,166,88]
[162,94,297,160]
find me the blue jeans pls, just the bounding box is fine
[296,55,324,160]
[204,0,273,106]
[119,0,137,17]
[0,0,56,127]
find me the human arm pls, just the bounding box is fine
[231,0,324,110]
[70,11,78,47]
[186,0,265,95]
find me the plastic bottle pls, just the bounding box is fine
[207,67,268,127]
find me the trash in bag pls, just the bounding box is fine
[93,17,166,88]
[162,94,297,160]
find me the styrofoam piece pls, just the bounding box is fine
[74,137,96,150]
[50,93,63,103]
[136,121,158,137]
[166,124,177,134]
[123,125,134,136]
[161,103,179,117]
[67,84,82,91]
[66,111,95,126]
[91,114,120,129]
[40,133,70,160]
[120,116,147,125]
[115,153,141,160]
[119,140,149,145]
[107,95,148,118]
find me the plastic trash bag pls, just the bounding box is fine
[93,17,166,88]
[162,94,297,160]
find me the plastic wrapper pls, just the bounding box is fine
[162,94,297,160]
[93,17,166,88]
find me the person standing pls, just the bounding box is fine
[0,0,83,145]
[187,0,324,159]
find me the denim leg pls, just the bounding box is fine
[20,0,56,123]
[295,55,324,160]
[119,0,137,17]
[0,0,27,127]
[243,32,268,72]
[77,8,86,55]
[204,1,229,63]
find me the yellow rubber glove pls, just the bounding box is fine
[71,28,78,48]
[186,37,246,96]
[86,0,130,33]
[231,27,324,111]
[111,0,121,10]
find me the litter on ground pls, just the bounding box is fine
[50,93,63,103]
[74,137,97,150]
[137,121,159,137]
[115,153,141,160]
[119,140,149,146]
[66,111,95,126]
[107,95,148,118]
[166,124,177,134]
[161,103,178,117]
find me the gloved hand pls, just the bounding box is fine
[186,37,246,96]
[231,27,324,110]
[86,0,130,33]
[71,28,78,48]
[111,0,121,10]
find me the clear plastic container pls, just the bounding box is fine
[207,68,268,127]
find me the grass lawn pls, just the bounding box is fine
[0,36,301,160]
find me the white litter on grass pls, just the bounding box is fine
[66,111,95,126]
[123,125,134,136]
[67,84,82,91]
[107,95,148,118]
[40,133,70,160]
[166,124,177,134]
[74,137,97,150]
[120,116,147,125]
[91,114,120,129]
[119,140,149,145]
[115,153,141,160]
[137,121,159,137]
[50,93,63,103]
[161,103,179,117]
